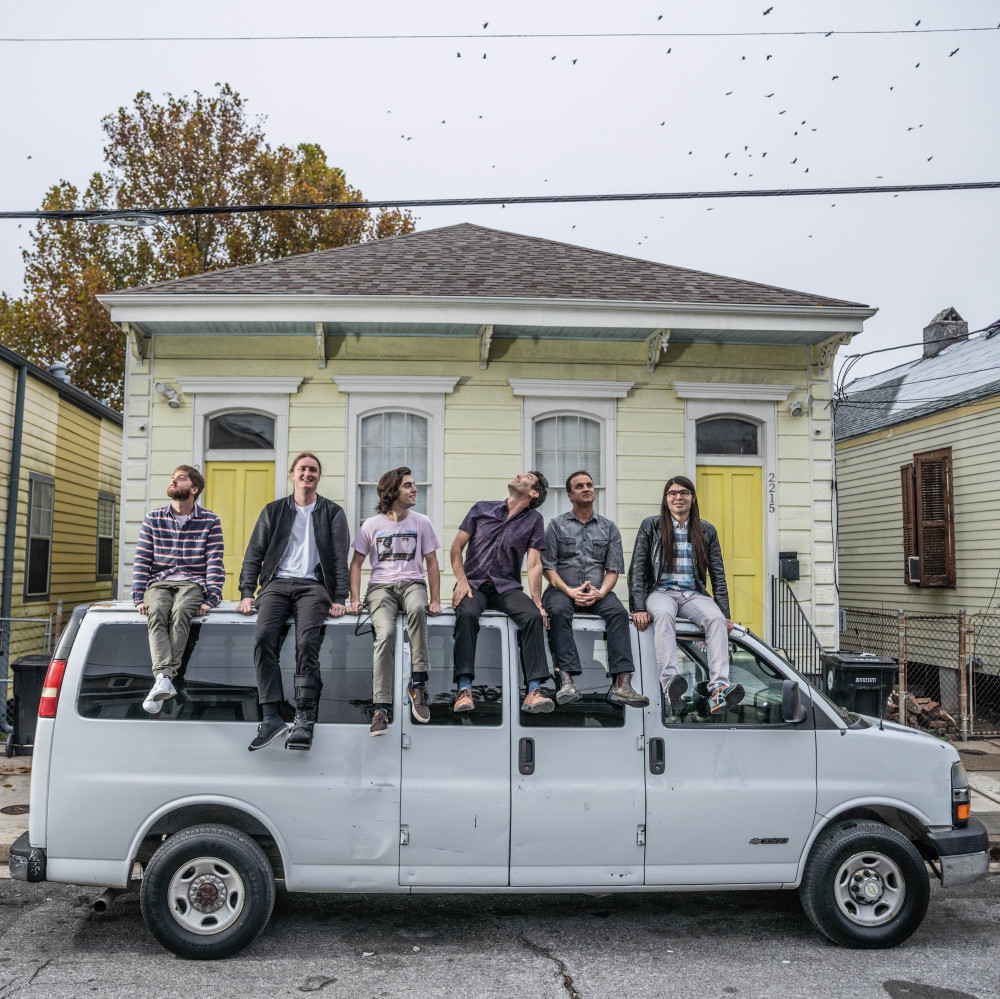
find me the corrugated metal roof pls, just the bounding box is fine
[104,223,866,309]
[835,332,1000,440]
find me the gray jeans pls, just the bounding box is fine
[366,580,429,704]
[645,589,730,689]
[142,579,205,678]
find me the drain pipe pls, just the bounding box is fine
[1,362,27,733]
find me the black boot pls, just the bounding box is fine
[286,676,321,751]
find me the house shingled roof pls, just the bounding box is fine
[108,223,866,308]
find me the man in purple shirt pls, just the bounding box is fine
[450,472,553,714]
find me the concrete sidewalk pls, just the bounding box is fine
[2,743,999,876]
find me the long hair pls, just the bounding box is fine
[376,466,411,514]
[659,476,708,574]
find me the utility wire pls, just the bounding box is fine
[2,27,997,42]
[2,180,998,222]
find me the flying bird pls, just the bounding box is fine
[483,21,488,28]
[831,75,839,80]
[766,54,772,60]
[915,62,920,68]
[927,156,933,161]
[572,58,578,64]
[763,6,773,14]
[779,109,787,114]
[824,31,833,37]
[658,14,663,19]
[666,48,671,54]
[915,20,920,26]
[791,157,797,163]
[660,121,666,126]
[949,48,959,56]
[457,52,461,57]
[765,92,774,97]
[804,167,809,172]
[551,55,556,60]
[725,152,731,158]
[483,53,486,58]
[726,91,733,95]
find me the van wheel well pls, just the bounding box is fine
[820,806,931,858]
[134,805,285,882]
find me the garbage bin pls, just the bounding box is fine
[5,654,51,757]
[822,651,898,718]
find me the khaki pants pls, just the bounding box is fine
[645,589,730,689]
[366,580,429,704]
[143,580,205,678]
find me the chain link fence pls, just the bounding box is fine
[1,615,54,732]
[839,607,1000,738]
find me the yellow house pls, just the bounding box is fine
[0,345,122,702]
[99,224,874,653]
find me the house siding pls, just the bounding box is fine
[121,332,837,645]
[836,393,1000,614]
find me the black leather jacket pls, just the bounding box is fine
[627,515,730,617]
[239,495,351,604]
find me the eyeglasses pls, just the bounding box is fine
[665,490,692,499]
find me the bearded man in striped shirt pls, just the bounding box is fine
[131,465,225,715]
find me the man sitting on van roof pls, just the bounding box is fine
[450,472,554,714]
[239,452,351,752]
[132,465,225,715]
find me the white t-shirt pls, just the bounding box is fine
[277,501,319,580]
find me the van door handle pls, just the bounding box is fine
[649,737,665,775]
[519,737,535,775]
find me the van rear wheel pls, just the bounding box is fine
[140,823,275,959]
[800,820,929,949]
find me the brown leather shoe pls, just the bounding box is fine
[408,682,430,723]
[453,688,475,712]
[607,675,649,708]
[521,688,555,713]
[555,670,581,705]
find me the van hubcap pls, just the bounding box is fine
[167,857,246,935]
[833,851,905,926]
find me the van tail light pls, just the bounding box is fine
[951,761,971,828]
[38,659,67,718]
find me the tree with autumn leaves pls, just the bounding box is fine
[0,84,414,409]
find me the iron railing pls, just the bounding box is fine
[770,576,824,683]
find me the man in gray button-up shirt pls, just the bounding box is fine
[541,471,648,708]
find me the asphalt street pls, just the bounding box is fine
[0,878,997,999]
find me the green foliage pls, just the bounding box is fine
[0,84,415,408]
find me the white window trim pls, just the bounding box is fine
[334,375,459,536]
[673,381,795,402]
[179,377,302,501]
[510,380,631,523]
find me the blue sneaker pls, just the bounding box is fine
[709,683,745,714]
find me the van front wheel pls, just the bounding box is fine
[800,820,930,949]
[140,823,275,959]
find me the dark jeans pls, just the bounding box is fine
[254,577,331,705]
[454,579,549,685]
[541,588,634,677]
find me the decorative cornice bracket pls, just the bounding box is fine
[315,322,327,369]
[811,333,854,375]
[478,324,494,370]
[645,328,671,373]
[122,322,147,365]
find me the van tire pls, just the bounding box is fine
[139,823,275,959]
[800,820,930,949]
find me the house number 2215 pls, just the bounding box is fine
[768,473,776,514]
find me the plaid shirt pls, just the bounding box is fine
[655,519,697,593]
[131,504,225,607]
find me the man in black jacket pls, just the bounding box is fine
[627,476,743,715]
[239,452,350,751]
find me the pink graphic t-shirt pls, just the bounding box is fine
[352,511,441,585]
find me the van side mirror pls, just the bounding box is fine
[781,680,808,724]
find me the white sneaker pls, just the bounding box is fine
[143,675,176,715]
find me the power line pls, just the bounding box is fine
[1,27,998,43]
[2,180,998,223]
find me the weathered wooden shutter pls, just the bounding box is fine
[900,463,916,583]
[914,447,955,588]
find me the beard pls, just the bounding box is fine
[167,484,192,501]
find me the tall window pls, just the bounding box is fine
[25,474,54,599]
[901,447,955,587]
[533,414,603,519]
[96,494,116,580]
[358,412,429,524]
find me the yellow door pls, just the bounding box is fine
[205,462,275,601]
[695,466,764,635]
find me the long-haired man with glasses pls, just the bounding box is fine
[627,476,744,714]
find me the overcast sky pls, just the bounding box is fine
[1,0,997,383]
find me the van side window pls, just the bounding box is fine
[78,621,380,724]
[659,639,788,727]
[520,629,625,729]
[413,622,503,726]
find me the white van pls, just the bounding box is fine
[10,601,988,959]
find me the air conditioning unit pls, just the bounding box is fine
[907,555,921,585]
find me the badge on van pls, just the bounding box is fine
[749,837,789,845]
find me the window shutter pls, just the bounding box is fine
[900,463,916,583]
[914,448,956,588]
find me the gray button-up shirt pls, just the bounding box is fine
[541,511,625,589]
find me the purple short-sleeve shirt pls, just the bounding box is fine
[460,500,546,594]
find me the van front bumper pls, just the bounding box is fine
[926,819,990,887]
[8,832,46,883]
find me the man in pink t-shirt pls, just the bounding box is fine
[348,467,442,736]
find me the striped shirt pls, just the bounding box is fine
[131,504,225,607]
[655,519,696,593]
